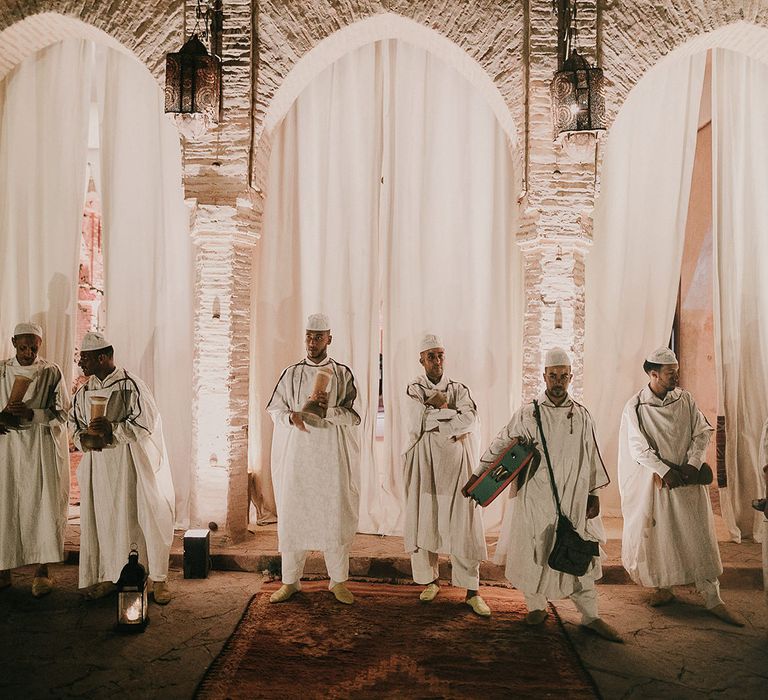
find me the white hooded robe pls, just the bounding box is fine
[402,375,486,561]
[619,386,722,588]
[0,357,70,569]
[70,368,175,588]
[266,357,360,552]
[484,392,608,599]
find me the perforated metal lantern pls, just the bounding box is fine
[116,548,149,633]
[550,48,606,161]
[165,34,221,140]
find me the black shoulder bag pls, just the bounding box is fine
[533,400,599,577]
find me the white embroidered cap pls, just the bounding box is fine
[419,334,444,353]
[13,322,42,338]
[646,346,678,365]
[81,331,112,352]
[544,347,571,368]
[306,313,330,331]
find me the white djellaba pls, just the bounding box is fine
[0,323,70,576]
[70,332,175,591]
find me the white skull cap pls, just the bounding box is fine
[81,331,112,352]
[419,334,444,353]
[646,346,678,364]
[306,313,330,331]
[544,347,571,368]
[13,322,42,338]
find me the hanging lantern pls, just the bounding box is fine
[116,547,149,633]
[550,0,607,163]
[551,49,606,162]
[165,33,221,141]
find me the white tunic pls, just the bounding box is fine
[70,368,175,587]
[619,386,721,587]
[755,418,767,602]
[0,358,70,570]
[483,392,608,599]
[267,357,360,552]
[402,375,486,561]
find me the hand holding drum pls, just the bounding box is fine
[83,396,110,451]
[301,366,333,419]
[0,376,33,428]
[7,375,32,406]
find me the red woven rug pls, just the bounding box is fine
[196,581,599,700]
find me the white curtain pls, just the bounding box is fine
[98,49,194,525]
[249,39,522,535]
[711,48,768,541]
[380,41,522,533]
[584,54,705,515]
[0,39,93,385]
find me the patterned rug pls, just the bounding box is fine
[196,581,599,700]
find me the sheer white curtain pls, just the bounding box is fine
[711,48,768,541]
[249,39,522,535]
[98,49,194,525]
[381,41,522,533]
[250,43,384,527]
[584,54,705,514]
[0,39,93,384]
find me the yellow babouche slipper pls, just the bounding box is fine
[331,582,354,605]
[83,581,117,600]
[648,587,675,607]
[419,583,440,602]
[525,609,548,625]
[153,580,172,605]
[269,583,299,603]
[465,595,491,617]
[31,576,54,598]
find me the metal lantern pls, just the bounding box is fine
[116,547,149,633]
[550,48,606,162]
[165,34,221,140]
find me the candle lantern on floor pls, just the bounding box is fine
[116,546,149,633]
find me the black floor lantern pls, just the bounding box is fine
[116,547,149,633]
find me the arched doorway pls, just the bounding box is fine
[248,17,524,537]
[0,17,193,524]
[584,22,768,541]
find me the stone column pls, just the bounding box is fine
[181,0,257,541]
[520,0,598,400]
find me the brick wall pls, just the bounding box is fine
[2,1,767,534]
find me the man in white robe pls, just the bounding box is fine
[475,348,622,642]
[619,346,742,625]
[266,314,360,605]
[70,332,175,604]
[0,322,69,597]
[402,334,489,616]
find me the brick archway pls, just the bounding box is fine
[0,6,182,83]
[252,12,521,198]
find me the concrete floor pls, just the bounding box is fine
[1,558,766,699]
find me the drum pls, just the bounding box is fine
[464,438,539,507]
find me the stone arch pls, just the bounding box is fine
[252,10,524,201]
[603,5,768,127]
[0,5,183,84]
[603,21,768,151]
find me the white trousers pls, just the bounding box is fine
[525,580,599,625]
[281,546,349,590]
[411,548,480,590]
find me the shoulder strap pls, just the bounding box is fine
[533,400,563,518]
[635,394,665,463]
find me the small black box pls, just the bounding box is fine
[183,529,211,579]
